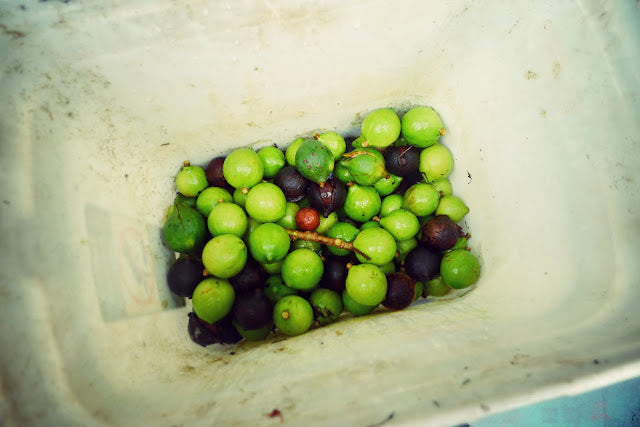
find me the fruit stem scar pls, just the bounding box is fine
[184,160,191,167]
[313,133,320,140]
[281,310,290,319]
[284,228,371,260]
[440,128,447,136]
[241,187,249,194]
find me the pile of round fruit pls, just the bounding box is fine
[162,106,481,346]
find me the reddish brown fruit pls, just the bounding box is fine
[295,207,321,231]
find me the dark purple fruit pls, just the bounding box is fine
[229,256,266,294]
[404,245,441,282]
[205,156,229,188]
[384,146,420,177]
[273,165,309,202]
[321,256,349,292]
[188,312,242,346]
[233,289,273,330]
[307,177,347,218]
[383,272,416,310]
[167,257,204,298]
[421,215,464,251]
[344,136,357,153]
[393,170,424,195]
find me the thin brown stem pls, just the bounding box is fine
[284,228,371,260]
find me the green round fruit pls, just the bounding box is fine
[261,260,283,275]
[345,263,387,306]
[419,143,454,182]
[295,138,335,184]
[316,131,346,160]
[359,220,381,231]
[373,173,403,196]
[379,262,396,275]
[248,223,291,264]
[292,239,322,255]
[233,186,248,208]
[310,288,343,324]
[343,184,381,222]
[401,106,444,147]
[396,237,418,261]
[315,211,338,235]
[201,234,247,279]
[361,108,401,148]
[192,277,235,324]
[223,148,264,191]
[207,202,247,238]
[258,146,286,178]
[176,163,208,197]
[273,295,314,336]
[285,137,305,166]
[196,187,233,217]
[440,249,480,289]
[435,195,469,223]
[233,320,272,341]
[425,276,452,297]
[342,289,376,316]
[380,194,404,217]
[402,183,440,217]
[162,202,207,254]
[245,182,287,223]
[281,249,324,291]
[326,222,360,256]
[352,227,397,265]
[341,148,387,186]
[430,178,453,197]
[276,202,300,229]
[379,208,420,241]
[264,275,297,303]
[334,160,354,184]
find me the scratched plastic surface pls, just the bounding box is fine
[1,1,639,426]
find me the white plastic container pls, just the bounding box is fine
[1,1,639,425]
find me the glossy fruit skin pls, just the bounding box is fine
[402,183,440,217]
[421,215,464,251]
[264,275,298,303]
[276,202,300,229]
[229,256,266,294]
[258,146,286,178]
[419,144,454,182]
[345,263,387,306]
[196,186,233,218]
[223,148,264,190]
[233,321,272,341]
[380,194,404,217]
[361,108,401,148]
[316,131,346,160]
[383,272,416,310]
[392,170,424,196]
[342,148,387,186]
[202,234,247,279]
[176,164,208,197]
[404,245,441,282]
[310,288,343,324]
[166,257,204,298]
[342,290,376,316]
[192,277,235,324]
[281,249,324,291]
[188,312,242,346]
[162,202,207,255]
[379,208,420,241]
[440,249,480,289]
[207,202,248,238]
[273,166,309,203]
[334,160,354,184]
[425,276,452,297]
[248,223,291,264]
[320,256,349,292]
[205,156,229,188]
[295,207,321,231]
[435,195,469,223]
[343,184,381,223]
[401,106,444,147]
[384,146,420,177]
[273,295,314,336]
[315,211,338,235]
[285,137,305,166]
[352,227,397,266]
[295,138,335,184]
[326,222,360,256]
[233,288,273,330]
[245,182,287,223]
[373,173,403,196]
[307,177,346,218]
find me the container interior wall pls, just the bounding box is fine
[1,0,639,426]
